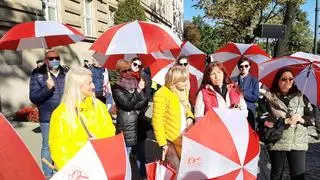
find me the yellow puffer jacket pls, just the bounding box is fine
[49,97,115,170]
[152,86,194,147]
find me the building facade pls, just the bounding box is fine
[0,0,184,116]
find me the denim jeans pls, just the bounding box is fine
[40,123,53,177]
[126,140,146,178]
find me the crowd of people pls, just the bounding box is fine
[29,49,320,180]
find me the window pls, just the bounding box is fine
[84,0,93,36]
[43,0,57,21]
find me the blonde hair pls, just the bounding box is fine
[165,65,189,89]
[61,67,93,128]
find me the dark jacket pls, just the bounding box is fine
[232,74,259,113]
[89,66,104,95]
[112,84,148,146]
[29,65,66,123]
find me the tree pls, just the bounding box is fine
[194,0,306,56]
[191,16,222,54]
[183,21,201,47]
[287,10,313,54]
[194,0,284,43]
[114,0,146,25]
[274,0,305,56]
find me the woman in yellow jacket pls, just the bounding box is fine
[49,67,115,170]
[152,65,194,171]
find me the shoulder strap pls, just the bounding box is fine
[76,108,93,139]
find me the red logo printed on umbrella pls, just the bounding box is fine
[186,156,201,166]
[69,168,89,180]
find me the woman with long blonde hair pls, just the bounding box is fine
[152,65,194,171]
[49,67,115,170]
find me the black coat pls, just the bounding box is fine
[112,84,148,146]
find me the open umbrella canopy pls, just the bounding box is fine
[0,113,45,180]
[210,42,271,78]
[52,133,131,180]
[259,52,320,105]
[92,52,157,70]
[178,109,260,180]
[90,20,182,55]
[0,21,84,50]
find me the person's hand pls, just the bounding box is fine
[291,114,303,124]
[162,145,168,161]
[137,79,145,92]
[284,117,297,125]
[46,78,55,90]
[186,118,193,128]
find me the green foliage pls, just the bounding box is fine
[183,21,201,47]
[114,0,146,25]
[193,0,309,56]
[287,10,313,54]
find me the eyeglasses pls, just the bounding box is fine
[133,62,142,68]
[239,64,249,69]
[179,63,188,66]
[47,56,60,61]
[121,69,131,73]
[280,77,294,82]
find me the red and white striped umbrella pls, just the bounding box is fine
[0,113,45,180]
[52,133,131,180]
[92,52,157,69]
[149,41,205,86]
[150,59,203,88]
[210,42,271,78]
[259,52,320,105]
[179,41,206,72]
[0,21,84,50]
[90,20,182,55]
[178,109,260,179]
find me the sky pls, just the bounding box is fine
[184,0,317,33]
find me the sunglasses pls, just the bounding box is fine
[280,77,294,82]
[133,62,142,68]
[179,63,188,66]
[239,64,249,69]
[47,56,60,61]
[121,69,132,73]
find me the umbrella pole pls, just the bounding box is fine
[40,37,52,79]
[294,64,312,114]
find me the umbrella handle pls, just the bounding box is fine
[47,71,52,79]
[41,158,57,171]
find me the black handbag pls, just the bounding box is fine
[257,117,285,144]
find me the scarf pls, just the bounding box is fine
[116,77,138,92]
[171,87,192,114]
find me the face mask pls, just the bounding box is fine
[48,59,60,69]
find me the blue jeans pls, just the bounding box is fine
[40,123,53,177]
[126,140,146,178]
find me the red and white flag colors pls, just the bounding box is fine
[146,161,177,180]
[150,59,203,87]
[0,21,84,50]
[210,42,270,78]
[178,109,260,180]
[51,133,131,180]
[0,113,45,180]
[259,52,320,105]
[90,20,182,55]
[92,52,157,69]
